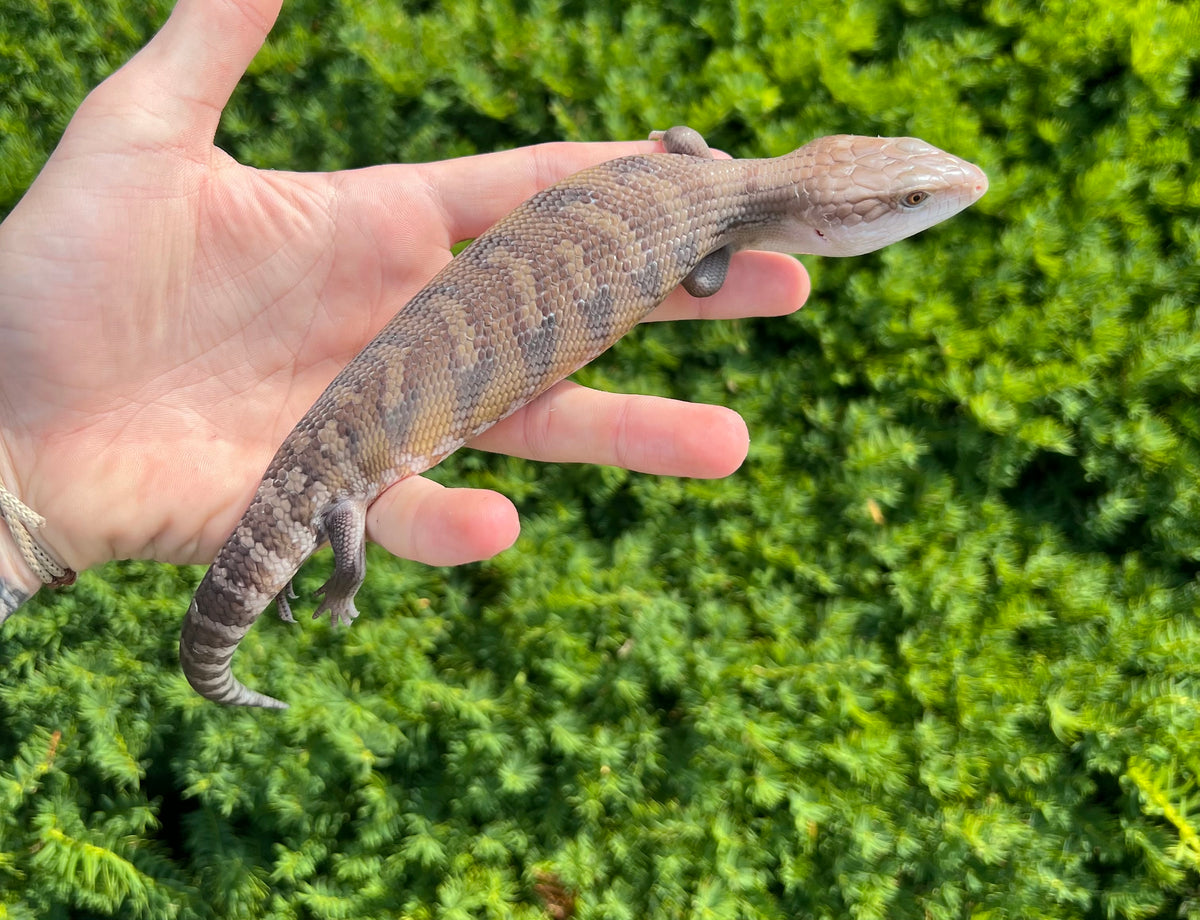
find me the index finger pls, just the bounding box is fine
[414,135,739,244]
[415,138,660,242]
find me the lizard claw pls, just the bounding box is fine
[313,584,360,628]
[275,580,299,623]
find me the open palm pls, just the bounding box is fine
[0,0,807,605]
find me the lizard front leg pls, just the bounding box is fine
[650,125,713,158]
[650,127,730,297]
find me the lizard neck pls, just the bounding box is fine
[710,155,827,255]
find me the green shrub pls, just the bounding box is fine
[3,0,1200,917]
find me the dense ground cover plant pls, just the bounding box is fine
[2,0,1199,917]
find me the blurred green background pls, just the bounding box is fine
[3,0,1200,917]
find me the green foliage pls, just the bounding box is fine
[3,0,1200,917]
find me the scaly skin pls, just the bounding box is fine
[180,127,988,709]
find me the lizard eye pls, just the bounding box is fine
[902,190,930,208]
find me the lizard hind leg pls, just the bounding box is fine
[313,498,369,628]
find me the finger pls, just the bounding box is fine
[469,381,751,478]
[367,476,520,567]
[647,250,811,322]
[414,138,664,243]
[98,0,282,144]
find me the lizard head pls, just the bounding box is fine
[763,134,989,258]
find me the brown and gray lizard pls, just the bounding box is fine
[180,126,988,709]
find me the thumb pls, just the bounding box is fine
[86,0,284,147]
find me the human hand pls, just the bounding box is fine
[0,0,808,610]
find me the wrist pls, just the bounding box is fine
[0,511,42,624]
[0,442,70,623]
[0,564,39,622]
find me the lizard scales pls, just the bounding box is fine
[180,126,988,709]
